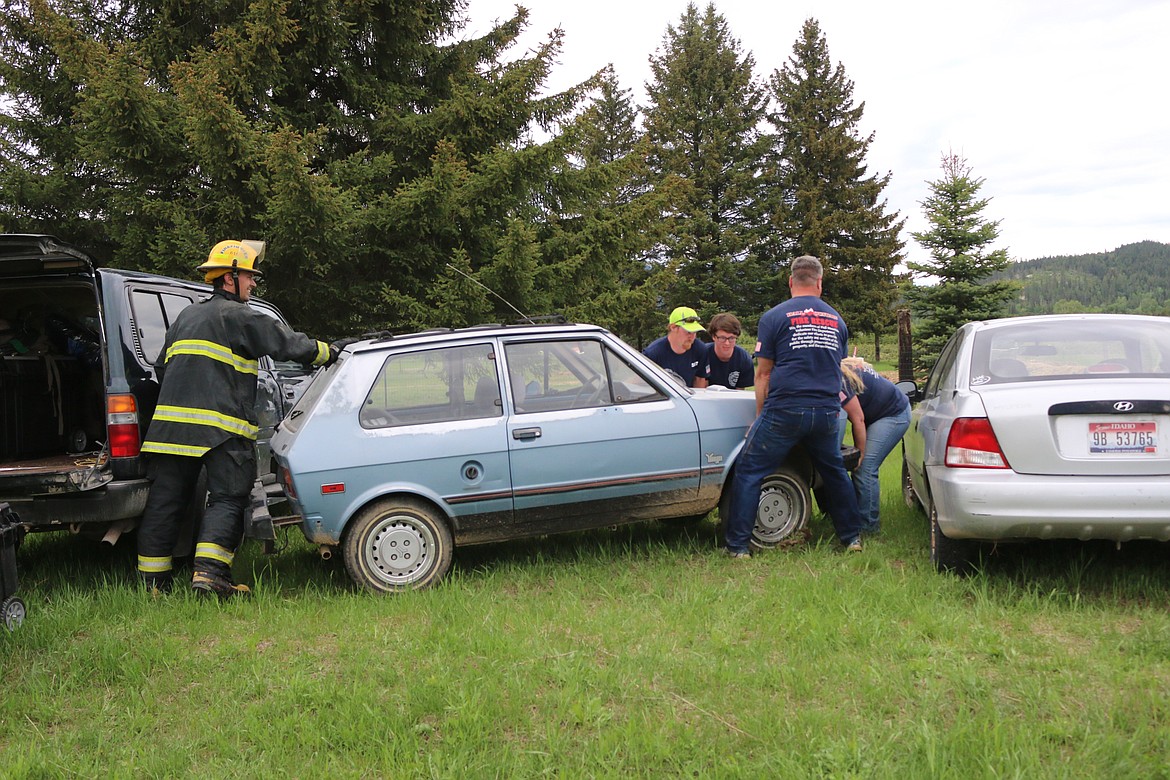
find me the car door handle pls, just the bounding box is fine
[512,427,542,441]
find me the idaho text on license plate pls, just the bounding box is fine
[1089,421,1158,454]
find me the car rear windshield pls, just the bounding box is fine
[970,318,1170,384]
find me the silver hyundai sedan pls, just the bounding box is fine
[902,314,1170,573]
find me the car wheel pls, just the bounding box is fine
[748,468,811,550]
[928,500,975,575]
[2,596,25,631]
[902,458,920,511]
[342,498,454,593]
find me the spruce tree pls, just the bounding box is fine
[907,151,1018,374]
[544,66,669,347]
[0,2,596,335]
[766,18,904,348]
[642,2,769,322]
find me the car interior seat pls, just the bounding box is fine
[989,358,1029,378]
[471,375,501,416]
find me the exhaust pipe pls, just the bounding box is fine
[318,545,334,561]
[101,518,136,546]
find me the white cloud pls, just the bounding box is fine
[464,0,1170,259]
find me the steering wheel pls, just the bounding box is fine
[570,380,606,409]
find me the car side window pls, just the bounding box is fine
[922,332,962,399]
[606,349,667,403]
[505,339,664,413]
[129,289,195,364]
[360,344,500,428]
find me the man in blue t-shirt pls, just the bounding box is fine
[700,312,754,389]
[643,306,709,387]
[722,256,865,557]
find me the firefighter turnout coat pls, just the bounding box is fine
[142,291,330,458]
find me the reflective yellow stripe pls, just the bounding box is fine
[137,555,173,574]
[313,340,330,366]
[165,339,259,376]
[141,441,210,457]
[195,542,234,566]
[151,405,258,439]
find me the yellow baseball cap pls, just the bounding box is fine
[668,306,705,333]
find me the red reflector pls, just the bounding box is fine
[108,424,141,458]
[321,483,345,495]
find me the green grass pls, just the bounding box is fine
[5,454,1170,777]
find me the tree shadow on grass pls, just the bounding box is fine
[14,526,349,597]
[450,516,722,582]
[958,538,1170,607]
[13,529,139,594]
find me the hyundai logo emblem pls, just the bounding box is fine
[1114,401,1134,412]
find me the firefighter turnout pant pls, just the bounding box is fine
[137,437,256,583]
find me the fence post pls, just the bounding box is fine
[897,308,913,381]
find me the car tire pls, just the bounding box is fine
[929,500,975,575]
[2,596,25,631]
[342,498,454,593]
[719,467,811,550]
[902,458,920,510]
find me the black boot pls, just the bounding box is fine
[139,574,173,596]
[191,571,251,599]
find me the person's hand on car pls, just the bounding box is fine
[323,337,360,367]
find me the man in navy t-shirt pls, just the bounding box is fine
[643,306,709,387]
[700,312,754,389]
[722,256,865,556]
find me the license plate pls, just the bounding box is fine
[1088,421,1158,454]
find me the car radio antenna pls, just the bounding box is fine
[444,262,533,324]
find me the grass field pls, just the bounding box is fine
[4,450,1170,778]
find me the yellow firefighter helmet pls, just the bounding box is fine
[197,240,266,283]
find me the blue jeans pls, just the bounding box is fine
[853,406,911,531]
[725,406,864,552]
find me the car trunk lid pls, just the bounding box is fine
[975,380,1170,476]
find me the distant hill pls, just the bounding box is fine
[993,240,1170,316]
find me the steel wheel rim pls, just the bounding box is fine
[363,514,436,586]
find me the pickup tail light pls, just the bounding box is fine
[945,417,1010,469]
[107,393,141,458]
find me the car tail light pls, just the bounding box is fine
[945,417,1011,469]
[279,464,297,499]
[107,393,141,458]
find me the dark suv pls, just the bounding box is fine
[0,234,313,552]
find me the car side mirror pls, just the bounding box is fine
[895,379,920,403]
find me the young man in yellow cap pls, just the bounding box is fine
[642,306,709,387]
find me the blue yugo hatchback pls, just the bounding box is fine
[272,322,828,592]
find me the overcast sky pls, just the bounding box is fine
[464,0,1170,262]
